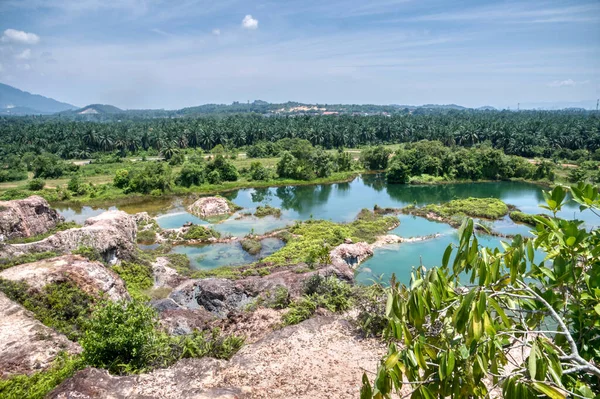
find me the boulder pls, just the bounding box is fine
[329,241,373,269]
[0,292,81,378]
[49,316,386,399]
[0,255,130,301]
[0,210,137,264]
[0,195,64,241]
[188,197,233,218]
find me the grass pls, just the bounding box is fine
[136,229,157,244]
[240,238,262,255]
[263,209,397,266]
[0,353,84,399]
[416,197,509,220]
[409,174,446,185]
[281,276,354,326]
[0,278,94,341]
[254,205,282,218]
[112,261,154,300]
[182,225,221,241]
[509,210,550,227]
[5,222,80,244]
[0,251,59,271]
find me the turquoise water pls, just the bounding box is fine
[171,237,285,270]
[53,176,598,279]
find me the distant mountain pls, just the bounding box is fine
[66,104,124,115]
[477,106,497,111]
[0,83,77,115]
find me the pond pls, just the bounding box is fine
[53,175,597,277]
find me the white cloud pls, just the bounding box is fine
[2,29,40,45]
[242,15,258,30]
[15,48,32,60]
[212,28,221,36]
[547,79,589,87]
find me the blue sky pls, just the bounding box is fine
[0,0,598,109]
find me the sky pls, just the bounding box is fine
[0,0,599,109]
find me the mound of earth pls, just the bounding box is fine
[188,197,234,218]
[0,292,81,378]
[48,315,384,399]
[0,255,130,301]
[0,210,137,263]
[0,196,64,241]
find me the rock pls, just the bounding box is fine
[0,210,137,264]
[188,197,233,218]
[0,195,64,241]
[152,257,180,288]
[329,241,373,269]
[0,255,130,301]
[0,292,81,378]
[170,278,251,318]
[49,316,385,399]
[159,308,216,336]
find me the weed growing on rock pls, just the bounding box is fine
[5,221,79,244]
[254,205,282,218]
[112,261,154,300]
[0,251,58,271]
[417,197,509,220]
[182,225,221,240]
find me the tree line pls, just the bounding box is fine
[1,111,599,162]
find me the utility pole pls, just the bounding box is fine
[517,103,520,111]
[596,99,599,112]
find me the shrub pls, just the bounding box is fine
[0,278,94,341]
[113,169,130,188]
[125,163,172,194]
[182,225,221,240]
[81,300,163,374]
[254,205,282,218]
[27,178,46,191]
[112,262,154,300]
[361,146,392,170]
[207,170,222,184]
[240,238,262,255]
[386,161,410,184]
[72,246,104,262]
[249,161,270,181]
[176,162,205,187]
[178,328,244,360]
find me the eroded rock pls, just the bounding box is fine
[0,292,81,378]
[188,197,233,218]
[329,241,373,269]
[0,255,130,301]
[0,210,137,263]
[0,195,64,241]
[49,316,385,399]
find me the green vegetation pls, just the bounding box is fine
[240,238,262,255]
[112,261,154,300]
[0,278,94,340]
[182,225,221,240]
[136,228,157,243]
[414,197,509,220]
[362,184,600,398]
[27,178,45,191]
[282,275,354,326]
[5,221,79,244]
[0,251,58,271]
[508,210,551,226]
[361,146,392,170]
[263,209,397,266]
[81,300,243,375]
[0,353,84,399]
[254,205,282,217]
[72,245,104,262]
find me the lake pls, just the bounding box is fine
[54,175,597,280]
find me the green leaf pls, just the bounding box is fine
[414,343,427,370]
[442,245,452,269]
[594,303,600,316]
[384,352,400,370]
[488,296,510,327]
[360,373,373,399]
[532,382,566,399]
[528,340,537,379]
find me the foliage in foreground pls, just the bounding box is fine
[362,183,600,398]
[81,300,244,375]
[0,353,84,399]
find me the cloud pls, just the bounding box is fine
[242,15,258,30]
[212,28,221,36]
[2,29,40,45]
[15,49,32,60]
[547,79,590,87]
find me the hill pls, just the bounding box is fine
[0,83,77,115]
[65,104,124,115]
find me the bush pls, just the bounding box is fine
[254,205,282,217]
[125,163,172,194]
[361,146,392,170]
[249,161,270,181]
[72,246,103,262]
[207,170,222,184]
[240,238,262,255]
[176,162,205,187]
[27,178,46,191]
[183,225,221,240]
[0,168,28,182]
[386,161,410,184]
[112,262,154,300]
[0,278,94,341]
[207,155,238,182]
[81,300,163,374]
[113,169,130,188]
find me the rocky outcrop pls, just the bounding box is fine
[168,265,353,318]
[0,210,137,264]
[0,196,64,241]
[49,316,385,399]
[152,257,180,288]
[0,292,81,378]
[188,197,234,219]
[0,255,130,301]
[329,241,373,269]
